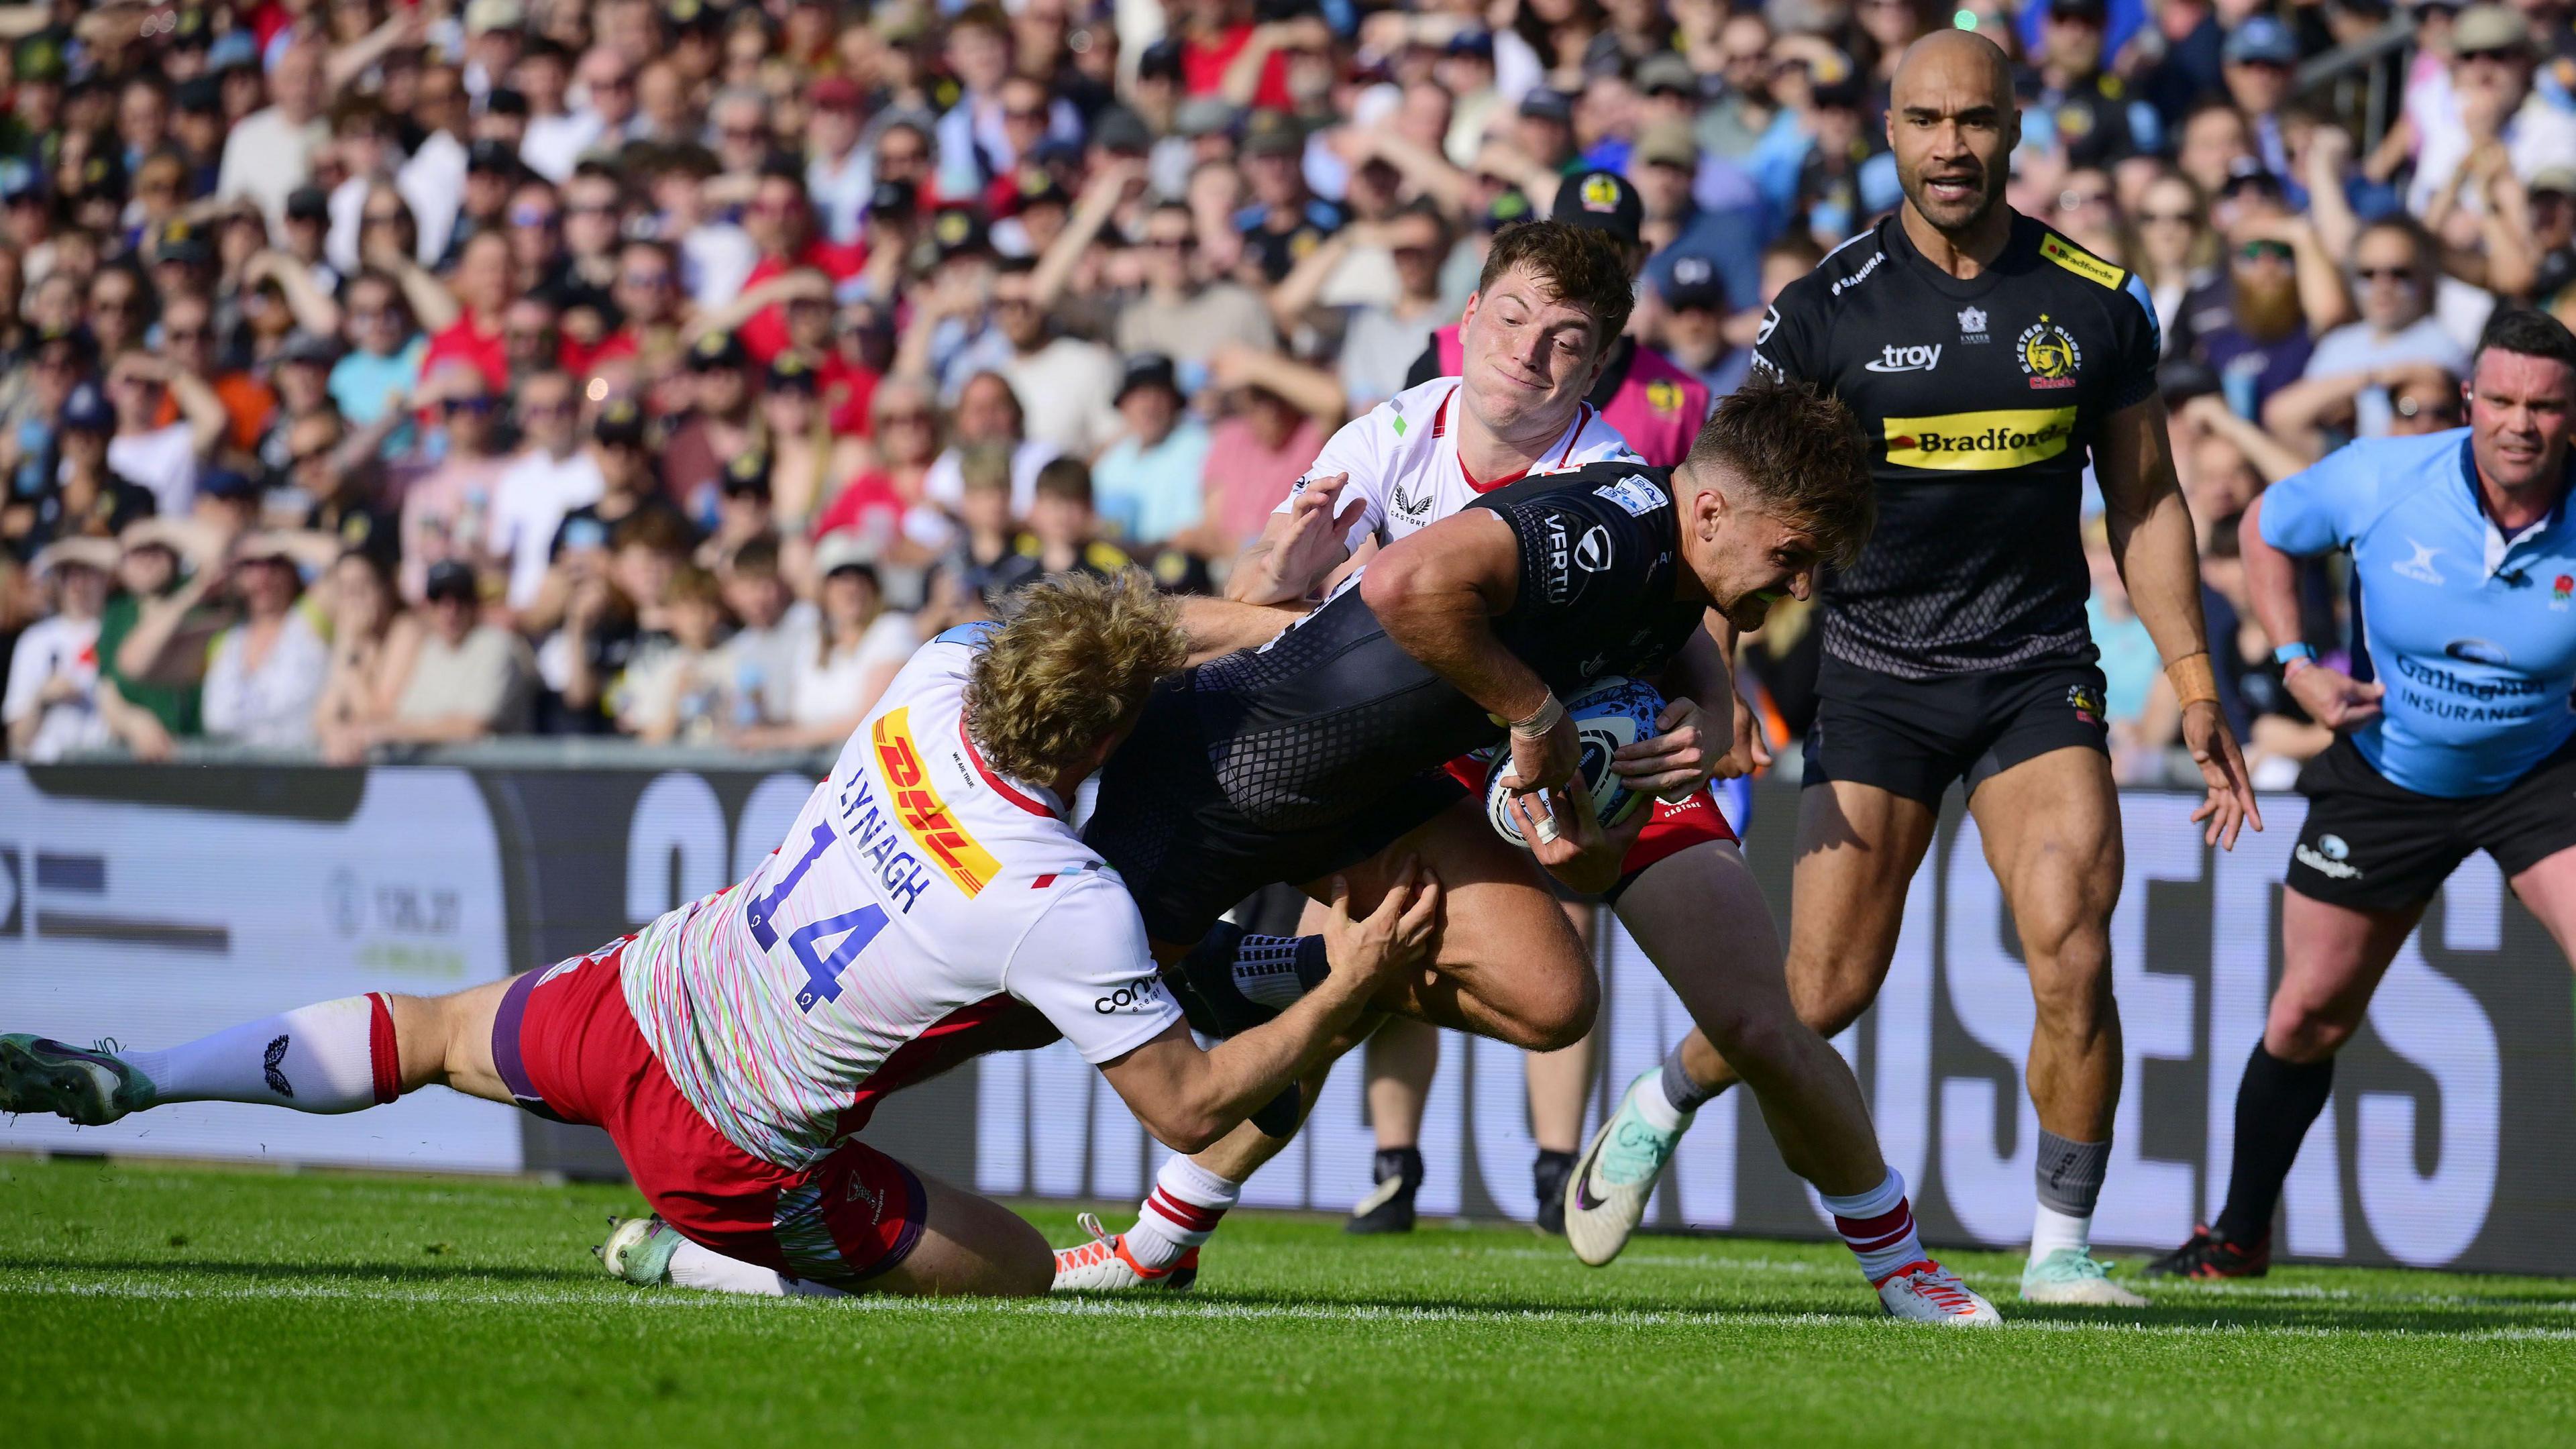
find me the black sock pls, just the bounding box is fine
[1533,1148,1576,1196]
[2212,1044,2334,1247]
[1374,1146,1423,1189]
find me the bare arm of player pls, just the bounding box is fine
[1172,594,1307,664]
[1226,472,1369,605]
[2239,492,2385,731]
[1360,510,1578,792]
[1096,868,1442,1153]
[2096,394,2263,849]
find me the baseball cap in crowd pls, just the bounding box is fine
[284,186,331,224]
[1634,52,1699,98]
[2451,4,2535,55]
[1633,119,1701,171]
[207,30,259,74]
[2218,156,2286,199]
[594,396,647,447]
[767,351,820,392]
[1445,29,1496,60]
[278,331,343,368]
[2223,15,2301,66]
[1172,97,1240,140]
[721,451,773,497]
[197,468,262,504]
[688,330,749,371]
[58,381,111,432]
[1552,170,1645,246]
[1483,186,1536,232]
[423,559,480,604]
[1242,109,1303,157]
[150,221,212,267]
[466,0,527,35]
[1519,89,1574,125]
[808,75,862,112]
[1116,352,1182,404]
[930,205,990,261]
[0,157,42,205]
[467,138,524,178]
[2047,0,2110,21]
[484,88,531,120]
[2529,166,2576,197]
[174,76,221,115]
[1094,105,1158,154]
[1012,165,1068,212]
[1138,37,1186,83]
[1663,255,1728,313]
[814,530,879,579]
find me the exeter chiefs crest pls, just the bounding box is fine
[2018,315,2082,390]
[1578,173,1623,213]
[1646,378,1683,415]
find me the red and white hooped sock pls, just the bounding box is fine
[1820,1169,1929,1285]
[1123,1156,1241,1270]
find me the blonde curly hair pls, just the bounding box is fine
[964,571,1187,785]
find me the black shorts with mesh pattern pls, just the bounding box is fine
[1082,589,1489,945]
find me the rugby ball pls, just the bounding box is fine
[1485,676,1665,848]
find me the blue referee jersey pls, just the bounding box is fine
[2259,431,2576,798]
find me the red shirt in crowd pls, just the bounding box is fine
[419,311,509,393]
[737,239,869,363]
[1181,25,1293,110]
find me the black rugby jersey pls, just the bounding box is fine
[1752,210,2160,678]
[1183,461,1705,830]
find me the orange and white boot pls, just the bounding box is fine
[1051,1213,1199,1292]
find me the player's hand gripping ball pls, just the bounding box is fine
[1485,676,1664,848]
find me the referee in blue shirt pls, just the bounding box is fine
[2151,309,2576,1279]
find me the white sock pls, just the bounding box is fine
[1630,1070,1690,1134]
[1125,1155,1240,1270]
[121,995,398,1114]
[2029,1202,2093,1263]
[668,1239,847,1297]
[1820,1169,1927,1285]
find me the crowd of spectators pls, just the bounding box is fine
[0,0,2569,777]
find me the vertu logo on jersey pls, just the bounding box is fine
[1755,307,1779,345]
[2393,539,2446,585]
[1543,517,1572,602]
[1864,343,1943,374]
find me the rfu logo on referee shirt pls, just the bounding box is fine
[1864,343,1943,374]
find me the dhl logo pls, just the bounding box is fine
[1882,407,2077,471]
[873,708,1002,897]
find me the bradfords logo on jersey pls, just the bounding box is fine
[872,709,1002,897]
[1882,407,2076,470]
[2017,315,2082,390]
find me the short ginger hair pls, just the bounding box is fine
[965,571,1187,784]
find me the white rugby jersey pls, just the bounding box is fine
[621,625,1181,1169]
[1276,376,1641,555]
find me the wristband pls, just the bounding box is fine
[2272,642,2316,666]
[1508,692,1565,740]
[2165,651,2220,708]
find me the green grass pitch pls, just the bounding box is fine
[5,1155,2570,1448]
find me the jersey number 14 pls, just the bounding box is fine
[746,822,890,1014]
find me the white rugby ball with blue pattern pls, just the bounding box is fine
[1485,676,1665,847]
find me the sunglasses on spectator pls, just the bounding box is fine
[442,397,495,415]
[2456,47,2520,64]
[164,325,206,342]
[521,399,574,417]
[621,270,674,289]
[1146,234,1195,250]
[2237,239,2294,262]
[1004,107,1046,124]
[292,444,337,467]
[511,207,561,229]
[568,202,618,219]
[2057,189,2112,211]
[2354,264,2416,282]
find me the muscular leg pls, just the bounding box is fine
[2509,847,2576,961]
[1668,781,1941,1097]
[2196,888,2422,1252]
[1523,902,1599,1155]
[1615,841,1884,1196]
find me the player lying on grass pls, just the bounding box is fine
[619,376,2001,1323]
[0,574,1439,1299]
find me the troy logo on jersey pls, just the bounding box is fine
[1882,407,2076,470]
[873,709,1002,897]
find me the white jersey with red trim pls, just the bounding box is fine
[619,625,1181,1170]
[1275,376,1641,555]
